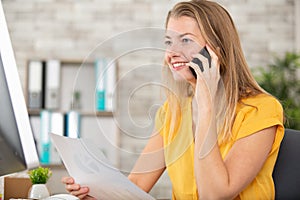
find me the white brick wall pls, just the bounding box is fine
[2,0,297,198]
[220,0,296,68]
[296,0,300,51]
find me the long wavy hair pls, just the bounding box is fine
[163,0,267,141]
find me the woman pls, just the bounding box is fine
[62,0,284,199]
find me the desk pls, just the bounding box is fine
[3,177,31,200]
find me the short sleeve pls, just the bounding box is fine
[236,95,284,144]
[155,101,168,135]
[234,95,285,154]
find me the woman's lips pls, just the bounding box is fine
[172,62,188,70]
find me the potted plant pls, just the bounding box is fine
[28,166,52,199]
[255,52,300,130]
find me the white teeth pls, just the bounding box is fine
[173,62,186,68]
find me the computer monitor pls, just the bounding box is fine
[0,1,39,176]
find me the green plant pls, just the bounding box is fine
[255,52,300,130]
[28,166,52,184]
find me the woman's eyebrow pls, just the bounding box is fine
[179,33,196,37]
[165,32,196,39]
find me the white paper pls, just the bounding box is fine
[51,133,155,200]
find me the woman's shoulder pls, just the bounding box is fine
[237,93,283,119]
[240,93,282,110]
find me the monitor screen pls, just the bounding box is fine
[0,1,39,176]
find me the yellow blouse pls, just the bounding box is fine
[155,94,284,200]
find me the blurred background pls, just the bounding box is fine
[1,0,300,198]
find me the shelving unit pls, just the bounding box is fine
[25,58,120,168]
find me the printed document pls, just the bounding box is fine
[51,133,155,200]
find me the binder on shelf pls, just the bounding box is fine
[95,58,106,111]
[45,59,61,110]
[50,112,64,164]
[65,111,81,138]
[40,110,51,164]
[28,60,43,109]
[105,60,117,112]
[29,116,41,156]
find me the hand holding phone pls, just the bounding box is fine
[190,46,212,78]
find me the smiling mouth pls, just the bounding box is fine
[172,62,187,70]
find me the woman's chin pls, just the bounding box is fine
[172,71,195,82]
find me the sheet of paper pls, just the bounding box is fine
[51,133,155,200]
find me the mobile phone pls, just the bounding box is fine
[190,46,211,78]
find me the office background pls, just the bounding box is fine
[1,0,300,198]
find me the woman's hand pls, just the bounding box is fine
[188,45,221,112]
[61,176,95,200]
[188,45,222,157]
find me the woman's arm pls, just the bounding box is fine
[190,46,277,199]
[128,131,166,193]
[194,120,276,199]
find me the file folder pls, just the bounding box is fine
[28,61,43,109]
[45,59,61,110]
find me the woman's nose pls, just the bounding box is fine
[166,44,181,57]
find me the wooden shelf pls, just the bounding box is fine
[81,111,114,117]
[28,109,114,117]
[41,164,66,169]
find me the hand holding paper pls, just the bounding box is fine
[51,133,155,200]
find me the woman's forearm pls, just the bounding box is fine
[194,112,235,199]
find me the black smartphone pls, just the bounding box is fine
[190,46,211,78]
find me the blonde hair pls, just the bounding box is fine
[164,0,267,141]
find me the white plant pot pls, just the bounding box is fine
[28,184,50,199]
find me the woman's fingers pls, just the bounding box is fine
[62,177,77,192]
[70,187,89,198]
[66,183,81,192]
[61,176,74,184]
[191,53,210,72]
[205,45,218,61]
[189,61,204,78]
[61,176,92,200]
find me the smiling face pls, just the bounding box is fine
[165,16,206,83]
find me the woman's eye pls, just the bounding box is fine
[182,38,192,43]
[164,40,172,46]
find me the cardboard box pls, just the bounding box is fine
[4,177,32,200]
